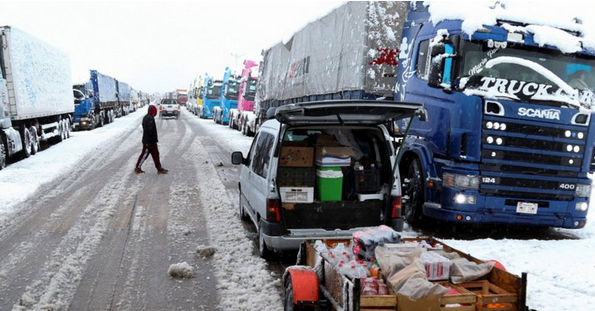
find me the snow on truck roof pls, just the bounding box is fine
[426,1,595,53]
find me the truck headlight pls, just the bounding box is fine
[443,173,479,190]
[454,193,477,205]
[575,184,592,198]
[576,202,589,212]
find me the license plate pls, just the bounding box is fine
[516,202,538,214]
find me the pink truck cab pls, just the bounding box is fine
[229,60,258,136]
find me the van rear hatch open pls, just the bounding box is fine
[274,100,423,232]
[275,100,423,126]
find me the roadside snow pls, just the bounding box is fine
[189,137,282,311]
[0,109,145,215]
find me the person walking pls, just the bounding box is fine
[134,104,168,174]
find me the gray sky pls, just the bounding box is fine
[0,0,343,93]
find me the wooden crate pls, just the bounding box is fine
[360,286,397,311]
[437,282,477,311]
[458,280,517,311]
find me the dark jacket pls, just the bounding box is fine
[142,113,158,143]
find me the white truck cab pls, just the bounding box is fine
[231,100,424,258]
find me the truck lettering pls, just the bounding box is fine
[517,107,560,120]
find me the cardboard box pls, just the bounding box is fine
[280,146,314,167]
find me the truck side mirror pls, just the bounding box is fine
[428,44,445,88]
[428,42,454,89]
[231,151,245,165]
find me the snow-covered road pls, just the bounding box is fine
[0,107,593,310]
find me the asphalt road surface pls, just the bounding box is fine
[0,112,220,310]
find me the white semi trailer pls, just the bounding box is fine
[0,26,73,169]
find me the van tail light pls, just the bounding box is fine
[391,196,402,219]
[266,199,281,223]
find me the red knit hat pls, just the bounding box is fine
[148,105,157,116]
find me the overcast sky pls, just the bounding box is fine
[0,0,343,93]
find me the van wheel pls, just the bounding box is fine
[257,220,273,260]
[238,191,249,221]
[401,159,424,226]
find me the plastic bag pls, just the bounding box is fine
[353,225,401,261]
[387,259,449,299]
[450,257,494,284]
[375,243,423,278]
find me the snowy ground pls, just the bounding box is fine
[1,106,594,310]
[0,109,145,215]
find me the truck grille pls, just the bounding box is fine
[480,116,585,200]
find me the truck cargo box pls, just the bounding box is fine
[257,2,407,105]
[1,26,73,120]
[117,81,130,101]
[90,70,118,104]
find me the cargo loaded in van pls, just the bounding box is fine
[232,100,424,258]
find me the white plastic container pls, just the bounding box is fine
[280,187,314,203]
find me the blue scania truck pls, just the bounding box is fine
[72,70,118,130]
[213,67,239,125]
[395,2,594,229]
[199,75,222,119]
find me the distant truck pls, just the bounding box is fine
[117,80,131,116]
[176,89,188,106]
[72,70,118,130]
[229,60,258,136]
[188,76,203,115]
[212,67,240,125]
[199,76,222,119]
[0,26,73,169]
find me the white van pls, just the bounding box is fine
[231,100,423,258]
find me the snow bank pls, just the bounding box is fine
[168,262,195,279]
[189,137,282,310]
[0,109,145,216]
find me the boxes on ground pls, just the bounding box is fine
[280,187,314,203]
[280,146,314,167]
[317,167,343,201]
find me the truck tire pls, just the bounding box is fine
[29,126,38,155]
[20,127,32,158]
[257,220,273,260]
[65,119,71,138]
[401,158,424,226]
[0,139,6,170]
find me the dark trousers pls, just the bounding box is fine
[135,143,162,170]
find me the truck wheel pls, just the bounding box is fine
[65,119,71,138]
[401,159,424,226]
[257,220,273,260]
[20,127,32,158]
[0,140,6,170]
[98,113,104,127]
[29,127,38,155]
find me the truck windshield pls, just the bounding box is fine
[225,81,239,99]
[206,85,222,99]
[458,40,595,107]
[245,78,257,101]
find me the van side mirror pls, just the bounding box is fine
[231,151,245,165]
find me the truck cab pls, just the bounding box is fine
[200,78,222,119]
[213,67,239,125]
[396,3,594,229]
